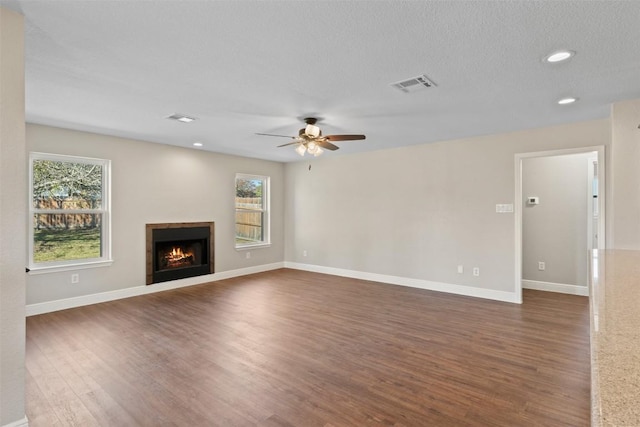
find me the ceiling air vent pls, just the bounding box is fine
[391,74,436,93]
[166,113,196,123]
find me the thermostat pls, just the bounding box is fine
[527,196,540,205]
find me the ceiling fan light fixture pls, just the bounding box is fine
[305,124,320,138]
[259,116,365,156]
[307,142,318,154]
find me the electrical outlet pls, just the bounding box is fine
[246,252,251,259]
[303,250,307,257]
[472,267,480,277]
[71,273,79,284]
[538,261,545,271]
[457,265,464,274]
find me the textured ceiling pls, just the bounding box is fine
[2,0,640,162]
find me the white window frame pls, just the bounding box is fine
[28,152,112,273]
[235,173,270,249]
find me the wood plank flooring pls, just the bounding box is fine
[25,269,591,426]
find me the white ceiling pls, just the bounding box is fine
[3,1,640,162]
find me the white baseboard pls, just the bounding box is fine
[284,262,520,304]
[2,416,28,427]
[522,279,589,296]
[26,262,285,316]
[27,261,527,316]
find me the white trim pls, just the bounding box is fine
[522,279,589,296]
[235,243,271,251]
[2,416,29,427]
[514,155,523,304]
[285,262,520,303]
[28,259,113,274]
[26,262,284,316]
[587,156,596,250]
[235,173,270,249]
[29,151,106,164]
[515,145,606,304]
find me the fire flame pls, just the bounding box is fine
[164,246,194,267]
[169,247,185,260]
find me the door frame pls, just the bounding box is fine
[586,155,598,250]
[514,145,606,303]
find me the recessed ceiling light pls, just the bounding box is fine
[545,50,575,63]
[193,142,203,147]
[167,113,196,123]
[557,97,578,105]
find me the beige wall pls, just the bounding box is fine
[0,7,27,426]
[285,119,610,299]
[610,98,640,249]
[26,124,285,305]
[1,1,639,421]
[522,153,593,287]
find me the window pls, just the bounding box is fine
[235,174,270,248]
[29,152,111,271]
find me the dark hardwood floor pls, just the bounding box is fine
[25,269,590,426]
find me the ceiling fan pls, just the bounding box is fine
[256,117,366,157]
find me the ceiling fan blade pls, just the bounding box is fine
[256,133,295,138]
[325,134,366,141]
[316,140,339,151]
[277,142,301,148]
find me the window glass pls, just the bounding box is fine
[29,153,111,270]
[235,174,269,247]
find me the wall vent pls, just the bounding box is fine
[166,113,196,123]
[390,74,436,93]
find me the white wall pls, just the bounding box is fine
[0,7,27,427]
[610,98,640,249]
[285,119,610,301]
[26,124,285,305]
[522,153,592,288]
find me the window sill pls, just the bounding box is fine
[235,243,271,251]
[27,260,113,275]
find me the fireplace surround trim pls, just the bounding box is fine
[146,221,215,285]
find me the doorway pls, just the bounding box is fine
[514,146,605,303]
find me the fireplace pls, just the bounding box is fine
[146,222,214,285]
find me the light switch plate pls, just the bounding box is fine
[496,204,514,213]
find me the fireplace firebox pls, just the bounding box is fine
[146,222,214,285]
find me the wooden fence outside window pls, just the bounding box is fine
[235,197,263,242]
